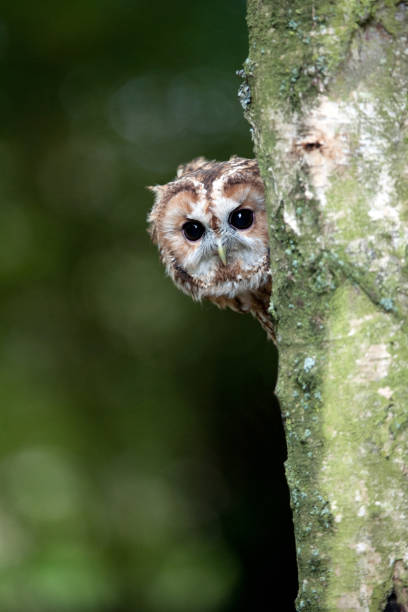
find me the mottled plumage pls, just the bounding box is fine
[147,156,274,340]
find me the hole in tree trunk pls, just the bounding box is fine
[384,591,403,612]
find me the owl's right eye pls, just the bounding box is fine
[182,220,205,241]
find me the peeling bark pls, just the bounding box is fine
[245,1,408,610]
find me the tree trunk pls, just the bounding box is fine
[244,1,408,610]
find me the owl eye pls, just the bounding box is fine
[229,208,254,230]
[182,220,205,241]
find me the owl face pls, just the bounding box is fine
[148,157,270,302]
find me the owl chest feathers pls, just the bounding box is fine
[170,251,270,300]
[208,274,275,341]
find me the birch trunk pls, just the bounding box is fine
[244,1,408,610]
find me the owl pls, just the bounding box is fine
[147,156,274,340]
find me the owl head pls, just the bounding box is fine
[147,156,270,303]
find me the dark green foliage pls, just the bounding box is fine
[0,2,297,611]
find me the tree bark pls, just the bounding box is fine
[244,1,408,610]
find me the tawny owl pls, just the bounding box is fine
[147,156,274,340]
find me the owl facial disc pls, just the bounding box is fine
[148,156,275,340]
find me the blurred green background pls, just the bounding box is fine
[0,2,296,611]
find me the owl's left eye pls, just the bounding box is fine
[229,208,254,230]
[182,220,205,241]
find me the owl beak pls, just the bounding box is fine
[217,241,227,265]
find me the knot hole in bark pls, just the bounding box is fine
[301,140,323,152]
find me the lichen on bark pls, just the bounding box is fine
[245,0,408,609]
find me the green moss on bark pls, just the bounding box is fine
[246,0,408,609]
